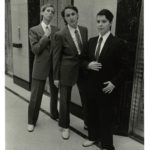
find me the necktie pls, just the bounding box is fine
[95,37,103,61]
[46,26,51,32]
[46,25,48,30]
[46,26,51,39]
[75,29,83,54]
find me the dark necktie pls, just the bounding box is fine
[46,26,51,39]
[95,37,103,61]
[75,29,83,54]
[46,25,50,31]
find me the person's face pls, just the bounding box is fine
[64,8,78,28]
[96,15,112,36]
[41,6,55,23]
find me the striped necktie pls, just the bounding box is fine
[75,29,83,54]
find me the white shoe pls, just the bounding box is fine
[62,128,70,140]
[27,124,34,132]
[82,140,95,147]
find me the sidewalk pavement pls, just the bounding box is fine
[5,75,144,150]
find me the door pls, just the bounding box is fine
[11,0,30,83]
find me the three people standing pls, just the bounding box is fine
[28,3,128,150]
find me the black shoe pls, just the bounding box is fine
[96,141,102,149]
[102,149,114,150]
[102,146,115,150]
[84,125,88,130]
[50,114,59,120]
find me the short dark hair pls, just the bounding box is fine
[41,3,55,14]
[61,5,78,24]
[97,9,114,23]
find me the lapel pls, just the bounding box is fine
[36,24,57,38]
[36,24,45,37]
[50,25,57,38]
[98,33,113,60]
[78,26,84,44]
[64,26,78,54]
[36,24,51,49]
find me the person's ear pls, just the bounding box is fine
[110,22,112,28]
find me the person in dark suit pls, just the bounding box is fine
[82,9,128,150]
[53,5,88,139]
[27,4,59,132]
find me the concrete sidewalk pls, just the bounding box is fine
[5,75,144,150]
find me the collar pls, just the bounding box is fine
[98,31,111,41]
[41,21,51,29]
[68,24,80,33]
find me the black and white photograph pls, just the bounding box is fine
[4,0,145,150]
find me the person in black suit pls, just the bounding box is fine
[82,9,128,150]
[53,5,88,139]
[27,4,59,132]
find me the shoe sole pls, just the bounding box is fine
[28,129,34,132]
[61,136,70,140]
[82,142,95,147]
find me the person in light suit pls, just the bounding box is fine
[53,5,88,139]
[28,4,59,132]
[82,9,129,150]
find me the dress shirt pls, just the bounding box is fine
[41,21,51,34]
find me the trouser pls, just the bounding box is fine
[86,80,115,150]
[28,79,46,125]
[58,85,72,128]
[49,74,59,117]
[77,80,88,126]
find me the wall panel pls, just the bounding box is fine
[74,0,117,38]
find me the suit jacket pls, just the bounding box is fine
[29,24,59,80]
[53,25,88,86]
[84,33,128,88]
